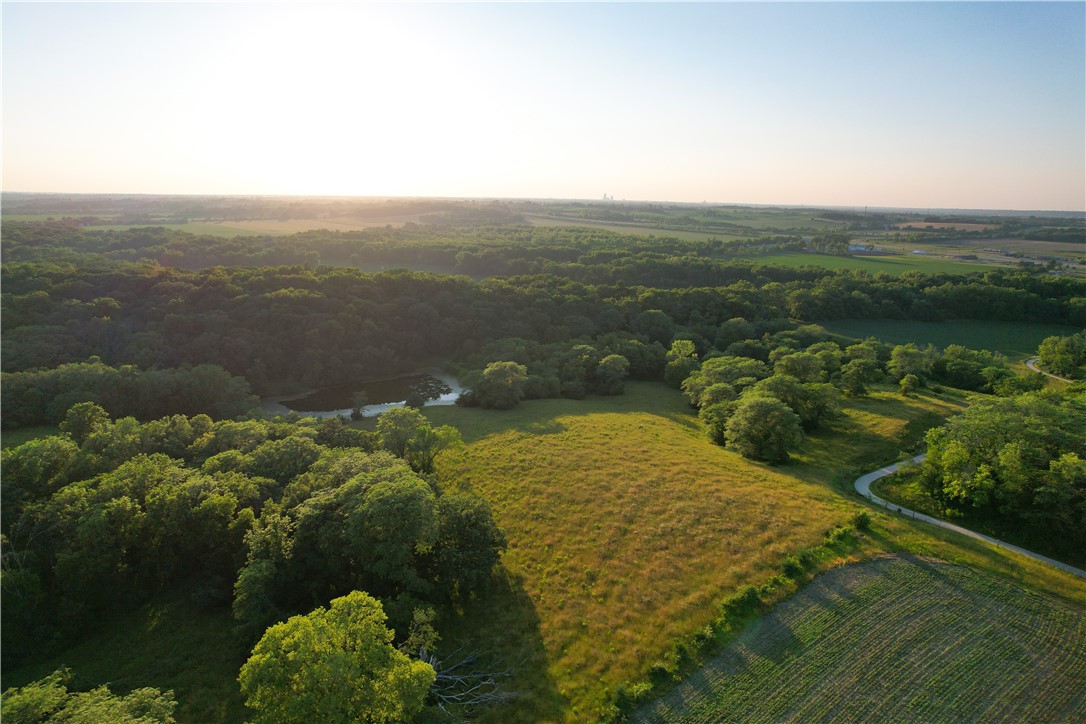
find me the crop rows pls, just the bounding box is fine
[636,555,1086,723]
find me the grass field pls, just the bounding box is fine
[750,252,990,275]
[823,319,1082,359]
[417,381,1084,721]
[1,425,60,449]
[635,554,1086,722]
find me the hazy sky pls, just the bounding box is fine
[3,2,1084,210]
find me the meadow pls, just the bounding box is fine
[823,319,1081,359]
[635,555,1086,722]
[421,382,1084,721]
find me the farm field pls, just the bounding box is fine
[526,214,747,242]
[823,319,1081,359]
[419,382,1085,721]
[635,555,1086,723]
[750,252,990,275]
[83,215,420,237]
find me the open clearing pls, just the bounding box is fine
[823,319,1081,359]
[421,383,1009,721]
[635,554,1086,723]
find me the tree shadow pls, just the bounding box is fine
[436,566,565,723]
[426,382,698,445]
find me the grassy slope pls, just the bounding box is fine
[420,381,1086,721]
[823,319,1082,360]
[428,384,849,720]
[635,554,1086,722]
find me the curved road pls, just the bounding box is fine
[1025,356,1074,383]
[855,454,1086,579]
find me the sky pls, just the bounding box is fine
[3,2,1084,211]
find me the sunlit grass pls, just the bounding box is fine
[421,382,1066,721]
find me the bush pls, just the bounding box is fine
[851,510,872,531]
[824,526,855,547]
[720,584,761,619]
[648,661,674,686]
[781,555,805,579]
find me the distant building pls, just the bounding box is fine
[912,250,927,255]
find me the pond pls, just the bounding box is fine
[260,370,461,419]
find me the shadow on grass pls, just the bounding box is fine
[426,382,697,445]
[438,566,566,723]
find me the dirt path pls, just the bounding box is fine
[1025,356,1074,383]
[854,454,1086,579]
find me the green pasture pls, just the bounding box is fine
[823,319,1081,359]
[1,425,60,449]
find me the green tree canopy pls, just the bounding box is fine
[724,396,804,464]
[474,361,529,409]
[238,591,435,723]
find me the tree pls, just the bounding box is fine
[899,373,920,396]
[681,355,769,405]
[351,391,369,420]
[839,358,880,396]
[773,352,822,382]
[407,378,453,407]
[663,340,699,388]
[724,396,803,464]
[887,343,933,382]
[377,407,429,458]
[474,361,529,410]
[376,408,461,474]
[1037,331,1086,378]
[748,375,840,430]
[595,354,630,395]
[429,494,507,601]
[59,401,111,446]
[1,668,176,723]
[238,591,435,723]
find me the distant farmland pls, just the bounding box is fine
[823,319,1081,359]
[636,555,1086,723]
[751,252,989,275]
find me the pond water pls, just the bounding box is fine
[261,370,461,419]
